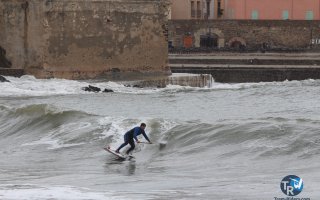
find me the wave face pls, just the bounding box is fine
[1,76,320,199]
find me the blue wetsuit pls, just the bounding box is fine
[116,127,151,154]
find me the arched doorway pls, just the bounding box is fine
[228,37,246,49]
[200,33,218,48]
[194,28,225,48]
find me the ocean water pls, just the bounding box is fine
[0,75,319,200]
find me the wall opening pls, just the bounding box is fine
[183,33,193,48]
[282,10,289,20]
[228,37,246,50]
[206,0,211,19]
[191,1,195,18]
[217,0,223,18]
[306,11,314,20]
[251,10,259,20]
[0,46,12,68]
[196,1,201,18]
[200,33,218,48]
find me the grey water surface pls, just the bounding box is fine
[0,76,319,200]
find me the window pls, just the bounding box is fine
[191,1,195,18]
[206,1,210,19]
[282,10,289,20]
[251,10,259,20]
[306,11,314,20]
[217,0,223,18]
[196,1,201,18]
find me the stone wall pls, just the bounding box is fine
[171,65,320,83]
[0,0,27,68]
[169,20,320,50]
[0,0,169,79]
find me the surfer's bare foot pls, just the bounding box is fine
[115,150,120,153]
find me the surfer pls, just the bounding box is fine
[115,123,152,155]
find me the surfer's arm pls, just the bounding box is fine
[133,128,139,142]
[142,131,151,143]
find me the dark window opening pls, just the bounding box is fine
[0,46,12,68]
[230,41,246,51]
[191,1,195,18]
[217,0,223,18]
[206,1,210,19]
[200,34,218,48]
[196,1,201,18]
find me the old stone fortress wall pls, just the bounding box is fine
[0,0,170,79]
[1,0,320,80]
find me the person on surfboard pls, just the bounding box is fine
[115,123,152,155]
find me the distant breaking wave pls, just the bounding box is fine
[1,75,320,97]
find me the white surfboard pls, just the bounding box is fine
[104,146,135,160]
[104,146,127,159]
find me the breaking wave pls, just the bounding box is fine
[2,75,320,97]
[1,104,319,161]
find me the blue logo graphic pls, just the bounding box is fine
[280,175,304,196]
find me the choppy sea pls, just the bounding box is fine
[0,75,319,200]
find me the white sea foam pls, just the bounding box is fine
[1,75,88,96]
[0,184,121,200]
[2,75,319,97]
[1,75,159,96]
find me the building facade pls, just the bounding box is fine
[170,0,223,20]
[169,20,320,49]
[170,0,320,20]
[223,0,320,20]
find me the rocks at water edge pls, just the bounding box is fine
[83,85,101,92]
[103,88,114,93]
[0,75,9,82]
[82,85,113,93]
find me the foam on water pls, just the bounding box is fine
[2,75,319,97]
[1,75,161,96]
[0,184,119,200]
[2,76,88,96]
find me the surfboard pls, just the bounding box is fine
[104,146,126,159]
[104,146,135,160]
[138,141,152,144]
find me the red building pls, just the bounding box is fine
[223,0,320,20]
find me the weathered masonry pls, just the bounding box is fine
[169,20,320,50]
[0,0,170,79]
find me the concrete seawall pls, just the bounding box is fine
[169,53,320,83]
[170,65,320,83]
